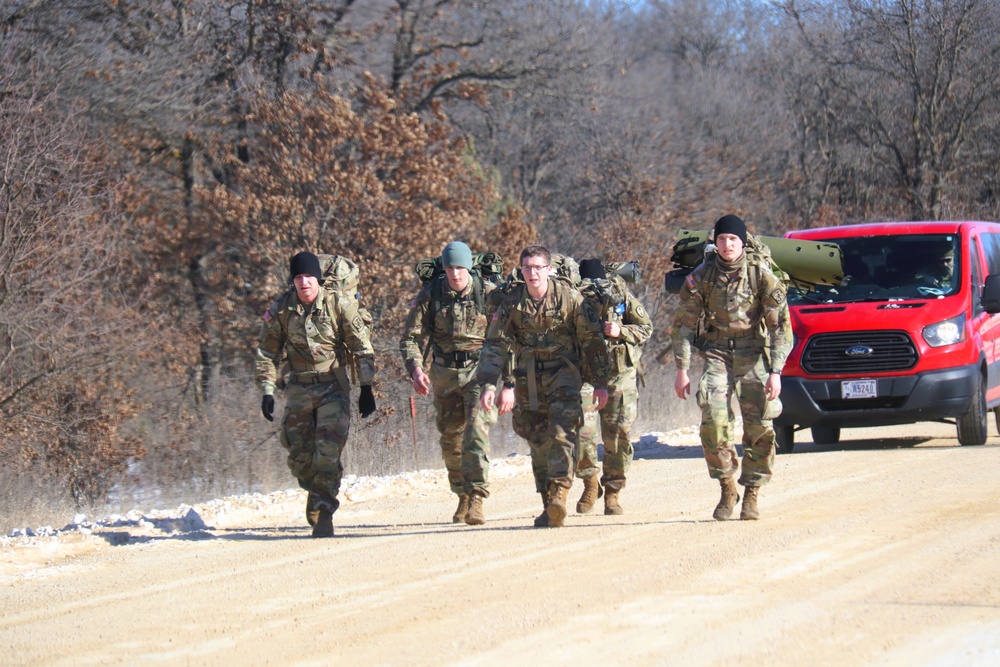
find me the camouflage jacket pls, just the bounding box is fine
[255,287,375,395]
[399,276,498,375]
[671,251,792,372]
[477,277,611,391]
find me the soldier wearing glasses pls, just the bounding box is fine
[478,245,611,528]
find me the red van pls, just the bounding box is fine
[775,220,1000,452]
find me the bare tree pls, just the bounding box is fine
[777,0,1000,221]
[0,55,147,504]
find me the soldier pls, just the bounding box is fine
[478,245,611,528]
[915,246,955,290]
[575,258,653,515]
[672,215,791,521]
[255,251,377,538]
[399,241,504,525]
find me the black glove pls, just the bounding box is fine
[358,385,376,418]
[261,395,275,422]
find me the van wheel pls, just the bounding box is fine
[957,374,988,446]
[775,425,795,453]
[811,425,841,445]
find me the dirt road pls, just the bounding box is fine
[2,423,999,666]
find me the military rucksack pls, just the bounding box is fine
[413,251,505,315]
[549,254,581,285]
[579,274,629,322]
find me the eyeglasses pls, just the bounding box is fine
[521,264,550,274]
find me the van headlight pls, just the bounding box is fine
[923,314,966,347]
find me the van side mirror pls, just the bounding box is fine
[982,275,1000,313]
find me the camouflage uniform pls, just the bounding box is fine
[255,287,375,510]
[578,278,653,491]
[478,277,611,494]
[399,276,499,497]
[671,250,791,487]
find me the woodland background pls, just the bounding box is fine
[3,0,1000,531]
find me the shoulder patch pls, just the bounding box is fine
[770,289,786,305]
[685,274,697,289]
[263,310,272,322]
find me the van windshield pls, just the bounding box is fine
[788,233,960,305]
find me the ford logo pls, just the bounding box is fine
[845,345,874,357]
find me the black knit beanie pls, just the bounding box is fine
[289,251,323,282]
[713,215,747,246]
[578,258,606,280]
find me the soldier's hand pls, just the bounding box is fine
[674,370,690,400]
[261,395,275,422]
[411,367,431,397]
[480,388,496,411]
[498,385,516,415]
[593,387,609,411]
[604,321,621,338]
[765,372,782,401]
[359,385,377,418]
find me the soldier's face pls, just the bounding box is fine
[521,256,550,291]
[715,233,744,262]
[293,275,320,304]
[445,266,470,292]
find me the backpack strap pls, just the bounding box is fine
[430,274,487,317]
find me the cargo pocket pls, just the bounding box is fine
[696,374,710,409]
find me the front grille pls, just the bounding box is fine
[815,397,907,411]
[801,331,918,374]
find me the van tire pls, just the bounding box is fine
[811,425,841,445]
[775,425,795,453]
[957,374,988,446]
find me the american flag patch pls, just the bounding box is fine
[263,310,272,322]
[685,274,697,289]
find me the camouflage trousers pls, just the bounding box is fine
[430,362,497,496]
[280,380,351,506]
[578,367,639,491]
[696,347,780,487]
[511,365,583,493]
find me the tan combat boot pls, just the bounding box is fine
[311,497,336,538]
[533,492,549,528]
[465,492,486,526]
[305,492,320,527]
[604,489,623,515]
[312,510,334,538]
[452,494,470,523]
[546,483,569,527]
[740,486,760,520]
[307,493,338,528]
[713,477,741,521]
[576,475,602,514]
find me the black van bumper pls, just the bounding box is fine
[774,364,979,430]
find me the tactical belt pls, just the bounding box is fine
[706,338,765,351]
[290,368,352,394]
[524,355,571,411]
[290,371,338,384]
[435,349,480,369]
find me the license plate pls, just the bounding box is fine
[842,379,877,399]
